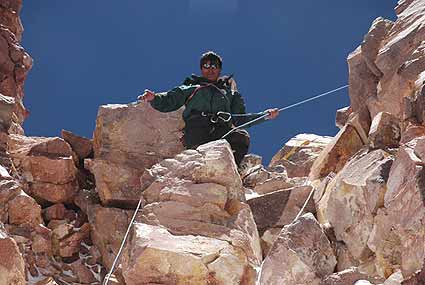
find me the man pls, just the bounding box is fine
[139,51,279,165]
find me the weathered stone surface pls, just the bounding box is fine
[239,153,262,178]
[121,140,261,284]
[270,133,332,178]
[42,204,66,221]
[31,224,52,254]
[369,112,401,149]
[260,227,281,257]
[316,149,393,262]
[247,185,315,232]
[368,139,425,278]
[400,124,425,144]
[88,205,131,271]
[70,260,97,284]
[0,0,23,41]
[309,124,365,180]
[84,158,142,207]
[87,103,185,207]
[259,213,336,285]
[57,223,90,257]
[61,129,93,160]
[93,102,184,166]
[7,135,79,203]
[321,267,383,285]
[0,224,26,285]
[335,106,352,129]
[0,94,15,132]
[8,192,42,226]
[122,223,252,285]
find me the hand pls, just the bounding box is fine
[138,89,155,102]
[265,108,279,119]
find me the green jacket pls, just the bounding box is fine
[150,74,265,127]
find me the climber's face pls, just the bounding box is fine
[201,61,221,82]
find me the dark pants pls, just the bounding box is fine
[183,117,250,166]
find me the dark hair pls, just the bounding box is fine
[200,51,222,69]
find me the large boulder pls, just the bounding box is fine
[88,102,184,206]
[259,213,336,285]
[122,140,261,284]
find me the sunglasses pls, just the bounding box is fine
[202,63,220,70]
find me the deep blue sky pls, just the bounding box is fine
[21,1,396,163]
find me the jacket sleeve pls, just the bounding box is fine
[150,85,194,112]
[230,91,267,128]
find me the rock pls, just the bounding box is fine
[29,181,78,204]
[0,224,26,285]
[8,192,43,226]
[309,123,365,180]
[61,129,93,160]
[259,213,336,285]
[93,102,184,166]
[402,262,425,284]
[247,185,315,232]
[369,112,401,149]
[122,223,254,285]
[253,175,294,194]
[321,267,382,285]
[74,188,100,215]
[84,158,143,207]
[58,223,90,257]
[122,140,261,284]
[316,149,393,262]
[368,139,425,278]
[0,94,15,132]
[239,153,262,178]
[400,123,425,144]
[384,271,404,285]
[88,102,185,207]
[42,203,66,221]
[0,25,31,133]
[70,260,97,284]
[335,106,352,129]
[269,133,332,178]
[361,17,393,78]
[88,205,131,271]
[260,227,281,257]
[7,135,79,203]
[31,225,52,254]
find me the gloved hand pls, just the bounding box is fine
[265,108,279,119]
[138,89,155,102]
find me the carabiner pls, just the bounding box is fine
[216,111,232,122]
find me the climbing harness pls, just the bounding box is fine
[221,84,349,139]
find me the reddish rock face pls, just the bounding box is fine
[0,224,26,285]
[8,192,43,226]
[61,129,93,160]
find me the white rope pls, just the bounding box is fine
[102,196,144,285]
[222,84,349,139]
